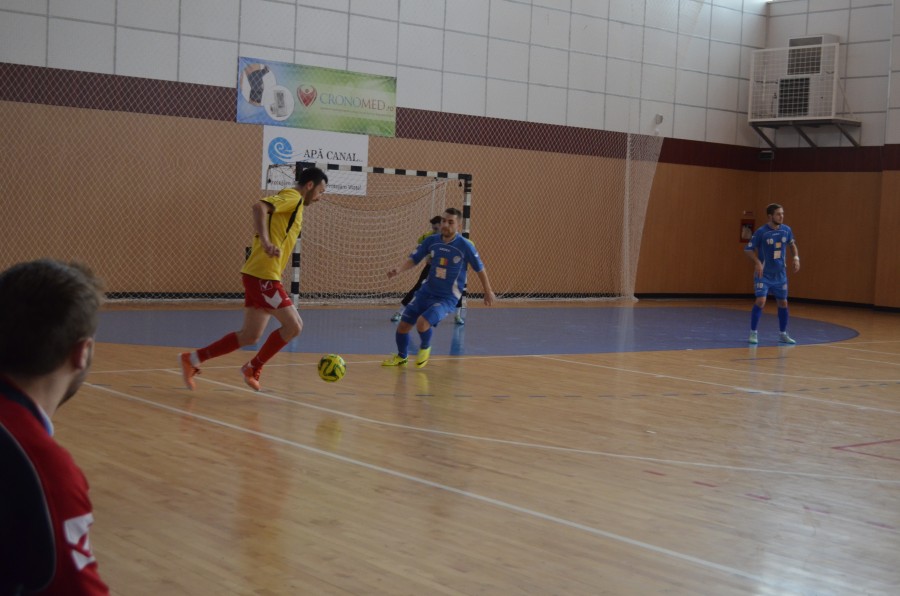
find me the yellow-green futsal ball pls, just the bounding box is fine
[318,354,346,382]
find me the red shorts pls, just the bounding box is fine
[242,274,292,310]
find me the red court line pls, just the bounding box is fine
[833,438,900,462]
[833,438,900,449]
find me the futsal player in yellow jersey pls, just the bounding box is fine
[180,166,328,391]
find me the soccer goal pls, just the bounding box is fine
[266,161,472,306]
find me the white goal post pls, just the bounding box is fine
[266,161,473,308]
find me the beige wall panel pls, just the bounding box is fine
[370,136,630,296]
[636,164,892,306]
[1,101,262,294]
[636,163,758,294]
[761,172,881,304]
[3,99,897,306]
[2,103,638,298]
[874,171,900,308]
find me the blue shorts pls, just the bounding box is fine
[754,276,788,300]
[400,291,458,327]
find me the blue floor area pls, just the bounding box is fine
[96,306,858,356]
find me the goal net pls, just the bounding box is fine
[266,162,469,305]
[267,138,660,306]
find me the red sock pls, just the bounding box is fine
[197,332,240,363]
[250,329,288,369]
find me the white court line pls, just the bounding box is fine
[819,344,900,356]
[697,364,900,385]
[149,368,900,486]
[819,340,900,346]
[89,359,385,376]
[849,357,900,368]
[229,374,900,482]
[535,355,900,416]
[86,381,781,590]
[91,362,900,484]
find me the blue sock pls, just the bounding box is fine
[778,307,788,332]
[419,327,433,349]
[395,331,410,358]
[750,304,762,331]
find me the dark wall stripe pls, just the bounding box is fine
[396,107,630,159]
[659,138,756,170]
[882,145,900,170]
[0,62,234,121]
[754,145,884,173]
[2,62,897,173]
[659,138,886,172]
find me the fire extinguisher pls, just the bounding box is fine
[740,211,755,243]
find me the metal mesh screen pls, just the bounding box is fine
[749,44,842,121]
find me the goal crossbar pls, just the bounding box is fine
[268,162,473,307]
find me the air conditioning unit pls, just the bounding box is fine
[777,75,832,118]
[774,35,839,118]
[789,34,840,46]
[787,34,839,75]
[748,34,860,146]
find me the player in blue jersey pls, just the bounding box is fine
[390,215,467,325]
[744,203,801,344]
[382,207,495,368]
[390,215,443,322]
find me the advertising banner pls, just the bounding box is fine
[261,127,369,194]
[238,57,396,137]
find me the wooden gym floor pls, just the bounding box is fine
[57,300,900,595]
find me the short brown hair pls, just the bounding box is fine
[0,260,104,377]
[766,203,782,216]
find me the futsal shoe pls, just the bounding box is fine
[179,352,199,390]
[779,332,797,345]
[390,312,402,322]
[748,331,758,345]
[454,314,465,325]
[416,346,431,368]
[381,354,408,367]
[241,362,262,391]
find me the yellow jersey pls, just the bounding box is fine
[240,188,304,280]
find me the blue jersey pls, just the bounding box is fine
[745,223,795,282]
[411,233,484,300]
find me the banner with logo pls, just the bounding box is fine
[261,127,369,194]
[238,57,396,137]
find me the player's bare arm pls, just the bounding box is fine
[387,257,416,279]
[791,241,800,273]
[477,269,496,306]
[744,248,763,278]
[252,201,279,257]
